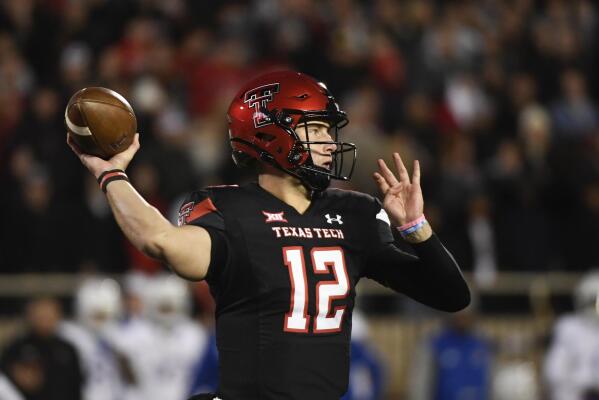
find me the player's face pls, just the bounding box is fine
[295,121,337,170]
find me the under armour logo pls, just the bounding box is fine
[244,83,280,128]
[263,211,288,223]
[325,213,343,224]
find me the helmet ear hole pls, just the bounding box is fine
[288,143,307,166]
[274,111,295,127]
[232,150,254,167]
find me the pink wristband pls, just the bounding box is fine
[398,215,426,231]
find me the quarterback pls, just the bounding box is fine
[68,71,470,399]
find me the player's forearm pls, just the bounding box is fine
[370,235,470,311]
[105,180,172,259]
[409,234,471,310]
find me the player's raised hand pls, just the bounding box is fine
[67,132,140,179]
[373,153,424,227]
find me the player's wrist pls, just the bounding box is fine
[397,215,432,243]
[398,214,425,230]
[97,169,129,193]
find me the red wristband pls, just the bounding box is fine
[97,169,129,193]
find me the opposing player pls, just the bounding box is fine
[115,275,209,400]
[67,70,470,399]
[59,278,128,400]
[544,270,599,400]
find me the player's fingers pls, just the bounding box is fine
[393,153,410,184]
[120,134,140,157]
[377,159,400,187]
[373,172,390,194]
[413,160,421,186]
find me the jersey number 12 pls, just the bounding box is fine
[282,246,349,334]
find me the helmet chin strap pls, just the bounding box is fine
[288,149,332,193]
[296,165,331,192]
[258,150,331,193]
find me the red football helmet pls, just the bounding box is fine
[227,71,356,191]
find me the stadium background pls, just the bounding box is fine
[0,0,598,398]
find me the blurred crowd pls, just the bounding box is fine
[3,271,599,400]
[0,274,220,400]
[1,0,599,277]
[2,2,599,399]
[0,274,385,400]
[407,271,599,400]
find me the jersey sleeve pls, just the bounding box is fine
[178,190,227,281]
[362,197,422,276]
[372,198,395,246]
[362,198,470,312]
[178,190,225,231]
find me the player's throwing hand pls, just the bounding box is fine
[67,132,141,179]
[373,153,424,228]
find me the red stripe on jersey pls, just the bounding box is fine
[187,198,218,223]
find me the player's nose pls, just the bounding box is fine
[324,141,337,154]
[322,132,337,153]
[328,142,337,154]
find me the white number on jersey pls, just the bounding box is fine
[282,247,349,333]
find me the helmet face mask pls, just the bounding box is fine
[292,118,356,191]
[228,71,356,191]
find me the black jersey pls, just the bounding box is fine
[178,182,469,400]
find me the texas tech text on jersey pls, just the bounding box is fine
[179,182,469,400]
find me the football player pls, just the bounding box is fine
[544,270,599,400]
[112,275,209,400]
[67,70,470,400]
[59,278,128,400]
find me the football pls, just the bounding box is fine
[65,87,137,159]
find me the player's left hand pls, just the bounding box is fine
[373,153,423,227]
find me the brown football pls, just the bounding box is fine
[65,87,137,159]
